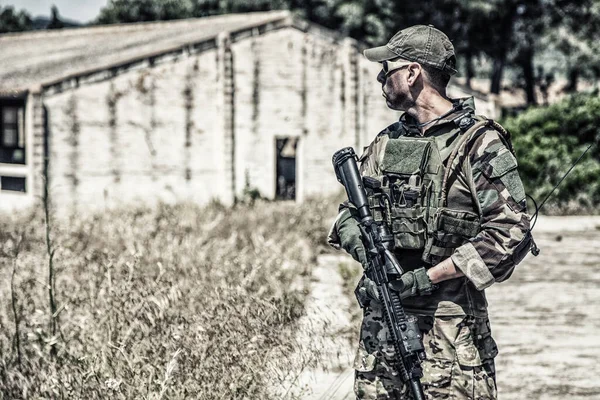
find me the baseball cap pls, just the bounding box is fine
[364,25,457,76]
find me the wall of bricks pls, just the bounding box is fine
[37,24,401,215]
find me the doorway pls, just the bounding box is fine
[275,137,297,200]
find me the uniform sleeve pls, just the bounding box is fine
[451,129,531,291]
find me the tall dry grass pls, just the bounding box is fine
[0,198,335,399]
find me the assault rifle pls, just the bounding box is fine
[332,147,426,400]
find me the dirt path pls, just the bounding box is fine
[287,216,600,400]
[281,254,356,400]
[487,216,600,399]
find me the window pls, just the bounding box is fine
[0,104,26,164]
[0,176,26,192]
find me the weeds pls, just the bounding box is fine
[9,233,24,367]
[42,173,60,353]
[0,197,335,399]
[337,261,363,342]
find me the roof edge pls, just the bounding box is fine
[0,10,290,40]
[37,11,293,96]
[289,14,355,45]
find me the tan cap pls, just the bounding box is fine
[364,25,457,75]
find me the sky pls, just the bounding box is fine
[1,0,108,23]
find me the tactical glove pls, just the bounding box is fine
[328,208,368,269]
[357,277,380,302]
[389,267,434,299]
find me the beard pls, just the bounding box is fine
[384,87,411,111]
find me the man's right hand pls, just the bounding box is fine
[389,267,435,299]
[327,209,368,269]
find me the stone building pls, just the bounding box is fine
[0,11,497,214]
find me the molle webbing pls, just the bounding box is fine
[367,116,514,264]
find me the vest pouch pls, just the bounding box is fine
[381,138,432,176]
[391,205,427,249]
[423,208,480,263]
[368,193,386,224]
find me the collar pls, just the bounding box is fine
[399,97,476,136]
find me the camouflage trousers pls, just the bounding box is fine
[353,301,498,400]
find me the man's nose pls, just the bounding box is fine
[377,69,386,84]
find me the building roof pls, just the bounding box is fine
[0,11,291,96]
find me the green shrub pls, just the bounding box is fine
[502,91,600,214]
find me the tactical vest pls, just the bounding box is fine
[366,116,514,266]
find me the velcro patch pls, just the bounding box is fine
[381,139,431,175]
[487,150,518,179]
[483,150,526,205]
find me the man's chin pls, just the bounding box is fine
[383,94,391,106]
[385,98,403,111]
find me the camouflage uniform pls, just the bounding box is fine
[333,97,530,399]
[354,307,498,399]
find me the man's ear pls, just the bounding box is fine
[406,63,422,87]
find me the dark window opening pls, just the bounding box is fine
[0,102,26,164]
[276,138,297,200]
[1,176,26,192]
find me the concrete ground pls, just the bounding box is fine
[287,216,600,400]
[488,216,600,399]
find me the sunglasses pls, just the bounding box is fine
[382,60,410,77]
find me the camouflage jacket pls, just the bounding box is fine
[352,97,530,317]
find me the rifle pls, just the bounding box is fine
[332,147,426,400]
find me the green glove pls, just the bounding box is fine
[358,277,380,302]
[389,267,435,299]
[335,209,368,269]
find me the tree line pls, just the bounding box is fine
[2,0,599,105]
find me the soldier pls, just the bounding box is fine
[328,25,532,399]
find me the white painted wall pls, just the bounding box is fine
[43,49,224,215]
[0,23,499,215]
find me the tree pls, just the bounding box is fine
[47,5,65,29]
[544,0,600,92]
[96,0,287,24]
[0,6,33,33]
[511,0,545,105]
[93,0,600,102]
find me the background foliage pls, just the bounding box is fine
[3,0,600,103]
[92,0,600,102]
[504,92,600,214]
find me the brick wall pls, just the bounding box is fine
[34,24,403,214]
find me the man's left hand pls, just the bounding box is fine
[389,267,435,299]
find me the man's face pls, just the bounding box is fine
[377,61,413,110]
